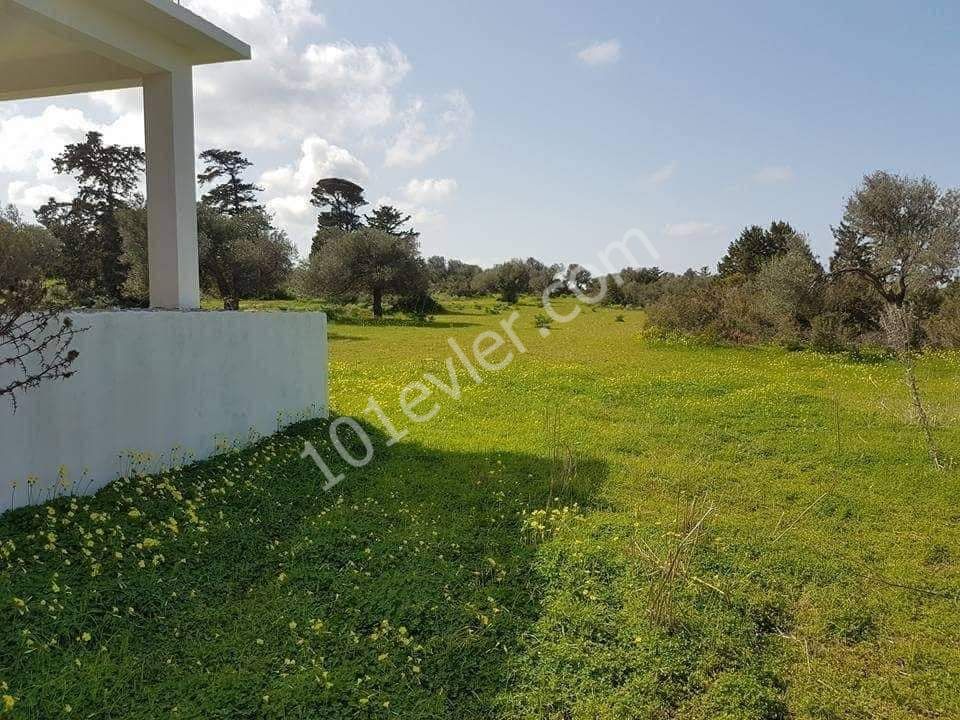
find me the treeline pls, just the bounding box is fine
[637,174,960,351]
[2,132,959,351]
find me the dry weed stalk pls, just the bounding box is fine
[638,493,714,627]
[880,305,945,470]
[544,409,578,507]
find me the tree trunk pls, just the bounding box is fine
[372,288,384,319]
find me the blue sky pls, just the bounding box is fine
[2,0,960,271]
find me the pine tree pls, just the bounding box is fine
[41,131,144,302]
[197,149,263,216]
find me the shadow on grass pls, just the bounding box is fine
[0,415,607,719]
[330,317,482,329]
[327,332,368,342]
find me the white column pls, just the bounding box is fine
[143,68,200,309]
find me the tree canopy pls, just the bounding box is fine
[311,178,366,232]
[38,131,144,303]
[718,221,796,279]
[305,228,427,317]
[832,171,960,307]
[198,149,263,216]
[365,205,418,240]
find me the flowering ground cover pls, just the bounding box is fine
[2,298,959,718]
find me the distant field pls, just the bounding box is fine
[2,296,959,719]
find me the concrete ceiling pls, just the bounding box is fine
[0,0,250,101]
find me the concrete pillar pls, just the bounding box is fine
[143,68,200,309]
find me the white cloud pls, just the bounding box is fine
[648,162,677,186]
[664,221,723,238]
[375,195,444,228]
[1,0,474,254]
[0,105,140,178]
[92,1,411,150]
[0,104,144,216]
[403,178,458,204]
[260,137,368,252]
[577,39,621,66]
[753,165,794,184]
[385,91,474,168]
[7,181,72,209]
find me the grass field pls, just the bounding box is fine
[2,297,960,719]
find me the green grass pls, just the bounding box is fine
[2,296,960,718]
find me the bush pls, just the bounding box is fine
[926,283,960,348]
[390,291,444,316]
[810,312,849,353]
[534,313,552,329]
[0,206,62,288]
[645,274,723,338]
[645,275,775,344]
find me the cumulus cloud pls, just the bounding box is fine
[403,178,458,204]
[0,0,473,250]
[385,91,474,168]
[259,137,368,251]
[88,0,412,150]
[664,221,723,238]
[0,105,141,178]
[375,195,444,228]
[577,39,621,66]
[753,165,794,184]
[7,181,72,208]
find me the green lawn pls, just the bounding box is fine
[2,297,960,719]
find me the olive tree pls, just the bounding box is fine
[753,233,825,337]
[197,207,297,310]
[117,205,297,309]
[835,171,960,468]
[304,228,428,318]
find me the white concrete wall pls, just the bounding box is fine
[0,310,327,513]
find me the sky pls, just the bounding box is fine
[2,0,960,272]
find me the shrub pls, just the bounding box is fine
[391,291,444,316]
[926,283,960,348]
[534,313,552,329]
[645,274,723,339]
[0,205,62,288]
[810,312,850,353]
[753,237,825,336]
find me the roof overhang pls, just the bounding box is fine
[0,0,251,101]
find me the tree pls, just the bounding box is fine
[565,263,593,293]
[489,260,531,303]
[824,221,882,335]
[116,205,296,310]
[834,171,960,469]
[310,178,366,257]
[197,207,296,310]
[832,171,960,309]
[198,149,263,215]
[440,259,483,296]
[0,206,62,287]
[605,266,663,306]
[753,234,825,336]
[426,255,448,286]
[366,205,418,240]
[40,131,144,303]
[116,204,150,304]
[526,258,562,295]
[305,228,428,318]
[718,221,795,278]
